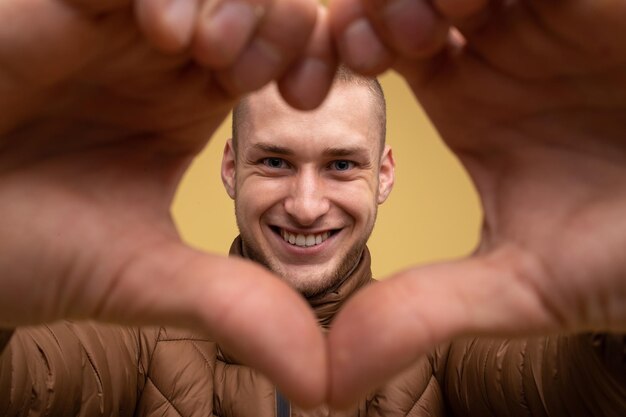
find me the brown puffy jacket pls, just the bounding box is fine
[1,238,625,416]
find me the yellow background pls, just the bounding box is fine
[172,71,482,279]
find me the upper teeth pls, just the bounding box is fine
[281,230,331,247]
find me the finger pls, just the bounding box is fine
[363,0,451,59]
[0,0,118,135]
[277,6,338,111]
[193,0,264,69]
[430,0,515,37]
[87,241,327,407]
[212,0,318,95]
[328,0,392,76]
[62,0,131,14]
[433,0,490,20]
[329,0,451,75]
[327,246,562,408]
[0,0,105,87]
[135,0,200,52]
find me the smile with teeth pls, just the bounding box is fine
[280,229,331,248]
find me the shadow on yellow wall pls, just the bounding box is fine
[172,71,481,279]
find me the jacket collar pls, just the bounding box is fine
[229,236,372,329]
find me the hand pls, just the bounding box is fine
[328,0,626,406]
[0,0,337,405]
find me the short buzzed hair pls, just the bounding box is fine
[231,66,386,153]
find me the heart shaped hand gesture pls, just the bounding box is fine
[1,0,625,410]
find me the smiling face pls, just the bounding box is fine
[221,82,394,297]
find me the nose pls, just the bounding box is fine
[284,170,330,226]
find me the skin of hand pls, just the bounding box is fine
[0,0,338,406]
[327,0,626,407]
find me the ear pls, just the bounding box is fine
[221,139,237,199]
[377,145,395,204]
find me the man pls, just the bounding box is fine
[2,0,626,414]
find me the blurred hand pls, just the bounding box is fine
[328,0,626,406]
[0,0,337,406]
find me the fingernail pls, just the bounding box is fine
[164,0,196,47]
[231,38,283,93]
[254,38,283,67]
[341,19,388,73]
[283,58,332,110]
[383,0,441,56]
[202,1,260,67]
[206,1,260,43]
[294,58,330,86]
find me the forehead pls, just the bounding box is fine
[239,83,381,155]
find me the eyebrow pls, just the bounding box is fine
[249,143,371,159]
[251,143,294,156]
[322,146,370,159]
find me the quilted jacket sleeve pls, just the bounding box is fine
[134,327,217,417]
[0,322,159,417]
[366,344,449,417]
[444,333,626,417]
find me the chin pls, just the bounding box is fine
[283,272,338,298]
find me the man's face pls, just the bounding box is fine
[222,83,394,297]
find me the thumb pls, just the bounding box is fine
[92,240,326,408]
[327,245,561,407]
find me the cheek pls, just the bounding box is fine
[236,182,285,217]
[332,181,378,214]
[334,192,377,223]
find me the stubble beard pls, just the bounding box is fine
[238,227,373,299]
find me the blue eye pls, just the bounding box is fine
[331,160,354,171]
[263,157,286,169]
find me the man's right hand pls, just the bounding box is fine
[0,0,336,406]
